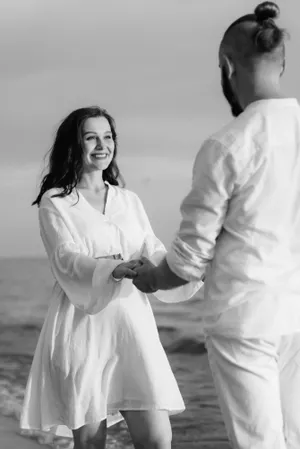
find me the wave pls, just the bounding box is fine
[157,325,178,333]
[166,337,207,355]
[0,323,206,358]
[157,325,206,355]
[0,323,42,332]
[0,324,42,357]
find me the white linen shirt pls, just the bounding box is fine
[166,98,300,338]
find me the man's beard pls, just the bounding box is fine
[221,67,243,117]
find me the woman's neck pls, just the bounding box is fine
[77,172,106,193]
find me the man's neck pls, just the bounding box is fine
[238,71,284,111]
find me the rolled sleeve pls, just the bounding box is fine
[167,139,236,282]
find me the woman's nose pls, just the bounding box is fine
[95,137,104,148]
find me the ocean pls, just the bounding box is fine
[0,257,230,448]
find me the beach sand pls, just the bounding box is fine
[0,416,47,449]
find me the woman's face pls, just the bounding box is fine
[81,116,115,173]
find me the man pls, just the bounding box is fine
[133,2,300,448]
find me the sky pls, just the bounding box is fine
[0,0,299,257]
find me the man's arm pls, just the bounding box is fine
[166,138,236,282]
[133,138,237,294]
[153,257,189,290]
[132,256,188,293]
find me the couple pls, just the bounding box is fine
[20,2,300,449]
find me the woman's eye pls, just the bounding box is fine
[105,135,112,140]
[86,136,95,141]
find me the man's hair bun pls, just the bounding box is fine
[254,2,280,23]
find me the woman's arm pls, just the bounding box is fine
[39,205,124,314]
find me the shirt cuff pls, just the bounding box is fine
[166,237,207,282]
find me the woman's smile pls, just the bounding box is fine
[91,152,109,160]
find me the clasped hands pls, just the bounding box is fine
[112,257,158,293]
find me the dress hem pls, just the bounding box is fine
[20,405,185,435]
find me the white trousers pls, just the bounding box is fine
[204,332,300,449]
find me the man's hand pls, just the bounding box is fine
[112,259,143,280]
[132,257,158,293]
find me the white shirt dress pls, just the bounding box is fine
[20,182,201,437]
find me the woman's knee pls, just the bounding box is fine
[72,420,107,449]
[121,410,172,449]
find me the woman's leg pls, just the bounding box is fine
[72,419,107,449]
[120,410,172,449]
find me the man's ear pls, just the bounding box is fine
[222,54,235,79]
[280,58,285,77]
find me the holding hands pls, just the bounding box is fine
[132,257,159,293]
[112,259,143,280]
[112,257,158,292]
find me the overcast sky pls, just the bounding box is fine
[0,0,298,257]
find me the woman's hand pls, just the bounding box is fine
[112,259,143,280]
[132,257,158,293]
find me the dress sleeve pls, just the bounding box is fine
[39,205,123,314]
[166,138,236,282]
[132,193,203,303]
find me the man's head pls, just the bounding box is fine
[219,2,288,117]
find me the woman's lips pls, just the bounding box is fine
[92,153,108,159]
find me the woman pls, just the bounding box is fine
[20,106,201,449]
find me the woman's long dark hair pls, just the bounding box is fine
[32,106,125,207]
